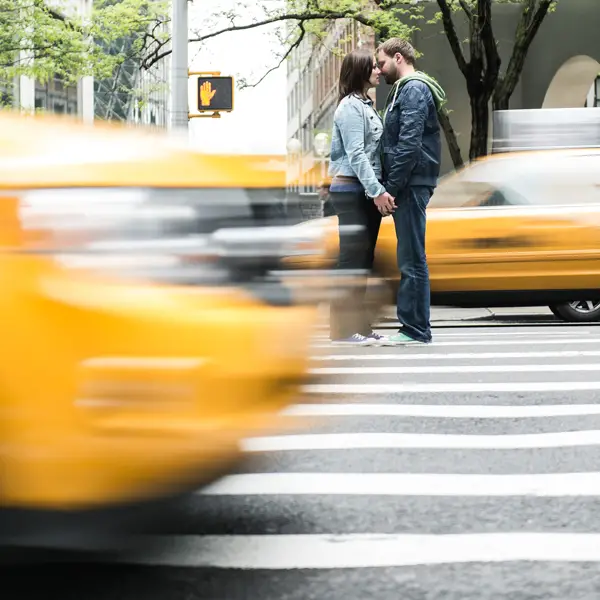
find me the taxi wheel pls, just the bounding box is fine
[549,301,600,322]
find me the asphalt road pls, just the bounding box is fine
[6,315,600,600]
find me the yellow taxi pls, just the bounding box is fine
[0,113,330,546]
[288,148,600,322]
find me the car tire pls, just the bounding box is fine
[549,301,600,323]
[549,305,563,319]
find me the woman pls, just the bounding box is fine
[328,48,394,345]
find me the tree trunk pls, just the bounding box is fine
[492,0,555,112]
[469,94,490,161]
[438,108,464,170]
[493,90,510,112]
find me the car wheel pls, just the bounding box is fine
[549,300,600,322]
[549,305,563,319]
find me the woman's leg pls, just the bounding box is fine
[329,190,374,340]
[359,195,383,334]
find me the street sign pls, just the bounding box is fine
[196,76,234,112]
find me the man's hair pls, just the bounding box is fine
[377,38,416,65]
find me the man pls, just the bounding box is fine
[375,38,446,345]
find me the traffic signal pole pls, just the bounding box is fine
[170,0,189,131]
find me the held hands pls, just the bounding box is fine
[373,191,396,216]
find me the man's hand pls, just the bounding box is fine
[200,81,216,107]
[373,191,396,216]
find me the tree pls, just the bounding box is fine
[0,0,169,108]
[434,0,557,160]
[146,0,558,168]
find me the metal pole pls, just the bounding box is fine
[170,0,189,131]
[78,0,94,125]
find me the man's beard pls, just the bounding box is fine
[384,66,399,85]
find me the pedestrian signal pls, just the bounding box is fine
[197,76,234,112]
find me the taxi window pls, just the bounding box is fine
[518,180,600,206]
[116,187,288,241]
[429,179,527,209]
[149,187,286,230]
[429,152,600,209]
[522,154,600,205]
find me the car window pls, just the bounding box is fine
[429,178,490,209]
[430,153,600,209]
[429,179,527,209]
[501,156,600,206]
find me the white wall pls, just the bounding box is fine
[187,0,287,155]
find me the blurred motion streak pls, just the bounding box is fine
[0,113,339,549]
[284,145,600,323]
[492,108,600,154]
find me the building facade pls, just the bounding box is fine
[287,0,600,181]
[9,0,170,128]
[286,19,376,195]
[94,25,171,128]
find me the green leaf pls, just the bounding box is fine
[0,0,168,108]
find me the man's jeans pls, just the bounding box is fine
[392,185,434,342]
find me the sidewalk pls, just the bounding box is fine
[316,305,556,330]
[415,306,551,324]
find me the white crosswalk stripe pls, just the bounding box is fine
[101,533,600,569]
[312,337,600,348]
[200,472,600,497]
[312,363,600,374]
[93,325,600,579]
[316,350,600,361]
[242,430,600,451]
[305,381,600,393]
[282,403,600,418]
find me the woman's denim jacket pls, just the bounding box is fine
[328,94,385,199]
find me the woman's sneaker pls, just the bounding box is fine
[331,333,374,346]
[367,331,388,344]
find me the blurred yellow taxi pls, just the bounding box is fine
[0,113,330,546]
[289,149,600,322]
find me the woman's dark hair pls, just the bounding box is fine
[337,49,374,104]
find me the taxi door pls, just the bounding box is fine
[428,156,600,295]
[427,182,563,294]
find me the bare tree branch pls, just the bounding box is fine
[189,11,371,45]
[142,10,373,70]
[494,0,555,105]
[140,23,170,69]
[522,0,555,47]
[435,0,468,76]
[478,0,500,88]
[458,0,474,19]
[240,21,307,89]
[439,107,464,169]
[139,16,170,67]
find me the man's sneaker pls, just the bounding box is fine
[331,333,374,346]
[382,332,430,346]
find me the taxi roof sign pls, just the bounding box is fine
[196,76,234,113]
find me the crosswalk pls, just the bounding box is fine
[36,325,600,598]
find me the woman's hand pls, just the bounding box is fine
[373,191,396,216]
